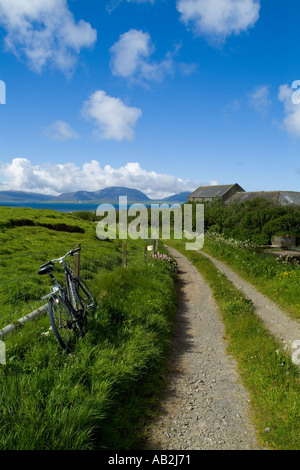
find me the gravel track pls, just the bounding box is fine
[200,251,300,359]
[146,247,260,450]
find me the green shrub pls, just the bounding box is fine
[262,215,300,244]
[188,198,300,245]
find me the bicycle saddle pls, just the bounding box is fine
[38,265,54,276]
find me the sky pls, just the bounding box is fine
[0,0,299,199]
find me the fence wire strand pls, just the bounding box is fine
[0,240,154,329]
[0,245,124,328]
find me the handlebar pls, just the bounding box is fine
[39,247,81,269]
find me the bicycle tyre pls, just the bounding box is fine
[73,277,97,314]
[47,295,84,350]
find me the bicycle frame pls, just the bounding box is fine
[64,264,80,312]
[41,248,81,313]
[39,247,95,348]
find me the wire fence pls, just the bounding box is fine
[0,240,159,331]
[0,245,120,330]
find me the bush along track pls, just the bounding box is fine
[0,249,177,450]
[166,240,300,450]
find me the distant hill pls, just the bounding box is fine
[54,187,191,203]
[0,187,191,204]
[53,187,151,203]
[0,191,54,203]
[162,192,190,203]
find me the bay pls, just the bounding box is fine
[0,202,156,212]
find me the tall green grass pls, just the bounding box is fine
[0,258,176,450]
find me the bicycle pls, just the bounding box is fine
[38,247,96,349]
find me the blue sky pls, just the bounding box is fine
[0,0,299,199]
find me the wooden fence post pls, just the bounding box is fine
[144,240,148,262]
[73,243,81,277]
[122,241,127,269]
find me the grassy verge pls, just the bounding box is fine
[202,233,300,321]
[167,239,300,450]
[0,256,177,450]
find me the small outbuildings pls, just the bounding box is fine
[188,184,300,207]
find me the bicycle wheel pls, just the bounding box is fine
[73,277,96,314]
[47,295,83,350]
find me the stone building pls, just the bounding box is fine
[188,185,300,206]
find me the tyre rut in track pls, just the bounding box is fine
[200,250,300,361]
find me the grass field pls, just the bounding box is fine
[0,207,177,450]
[2,205,300,450]
[0,206,145,327]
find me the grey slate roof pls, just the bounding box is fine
[278,192,300,206]
[226,191,300,206]
[226,191,279,205]
[188,184,244,199]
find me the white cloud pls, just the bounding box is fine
[221,98,241,120]
[177,62,198,76]
[109,29,174,84]
[278,84,300,138]
[44,120,79,141]
[82,90,142,141]
[176,0,260,41]
[248,85,271,115]
[110,29,153,78]
[0,158,201,199]
[0,0,97,73]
